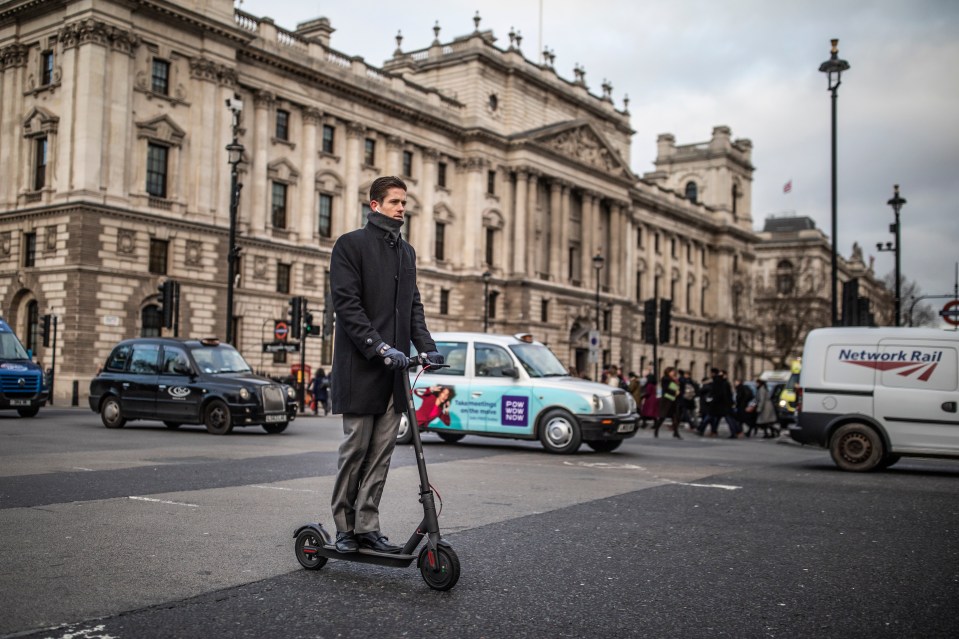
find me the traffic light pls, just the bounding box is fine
[304,311,319,337]
[659,299,672,344]
[643,298,657,344]
[288,296,302,339]
[157,280,175,328]
[40,314,52,347]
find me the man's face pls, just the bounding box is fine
[372,187,406,222]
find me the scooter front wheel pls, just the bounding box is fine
[294,528,328,570]
[418,544,460,591]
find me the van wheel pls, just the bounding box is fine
[17,407,40,418]
[396,413,413,445]
[100,396,126,428]
[204,400,234,435]
[539,408,582,454]
[830,423,883,472]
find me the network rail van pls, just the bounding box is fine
[790,327,959,471]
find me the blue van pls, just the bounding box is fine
[0,318,48,417]
[399,332,639,453]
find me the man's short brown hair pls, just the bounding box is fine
[370,176,407,205]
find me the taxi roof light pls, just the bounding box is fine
[200,338,221,346]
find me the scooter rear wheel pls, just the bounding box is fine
[294,528,328,570]
[418,545,460,591]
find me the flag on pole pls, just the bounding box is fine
[783,180,793,193]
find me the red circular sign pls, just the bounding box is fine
[274,321,289,340]
[942,300,959,327]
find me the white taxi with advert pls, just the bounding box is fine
[401,332,639,453]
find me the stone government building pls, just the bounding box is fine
[0,0,889,402]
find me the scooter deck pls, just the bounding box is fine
[316,544,417,568]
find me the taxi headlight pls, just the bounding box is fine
[627,394,637,413]
[239,388,250,401]
[287,386,297,399]
[592,394,601,412]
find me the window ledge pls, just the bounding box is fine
[272,137,296,150]
[23,81,61,98]
[319,151,340,161]
[136,86,190,107]
[148,196,173,210]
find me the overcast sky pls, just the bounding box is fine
[239,0,959,321]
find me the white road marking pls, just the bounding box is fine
[72,467,94,472]
[128,496,199,508]
[562,461,647,470]
[675,482,742,490]
[250,484,316,493]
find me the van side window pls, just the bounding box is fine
[432,341,467,376]
[105,344,132,372]
[128,344,160,375]
[160,346,191,375]
[474,344,513,377]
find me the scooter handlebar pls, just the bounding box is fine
[383,352,449,371]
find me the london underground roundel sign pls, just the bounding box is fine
[941,300,959,327]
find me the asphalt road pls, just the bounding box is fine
[1,408,958,638]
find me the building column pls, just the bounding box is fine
[548,180,562,280]
[612,202,626,295]
[72,40,108,196]
[559,181,572,283]
[581,192,598,288]
[0,45,27,205]
[343,121,365,232]
[250,90,274,236]
[512,168,529,276]
[525,171,540,276]
[418,148,438,265]
[386,136,403,176]
[298,107,321,243]
[624,211,635,302]
[461,157,486,270]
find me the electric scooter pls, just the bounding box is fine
[293,355,460,591]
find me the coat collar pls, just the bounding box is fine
[366,211,404,242]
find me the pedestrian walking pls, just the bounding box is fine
[328,175,444,555]
[751,379,779,438]
[627,371,643,410]
[734,378,755,436]
[310,367,330,416]
[639,372,658,428]
[652,367,682,439]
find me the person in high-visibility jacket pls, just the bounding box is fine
[653,367,683,439]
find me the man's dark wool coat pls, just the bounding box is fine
[329,214,436,415]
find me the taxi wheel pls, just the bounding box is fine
[830,422,883,472]
[538,408,582,454]
[204,400,234,435]
[437,433,465,444]
[262,422,288,434]
[396,413,413,445]
[586,440,622,453]
[164,421,182,429]
[100,396,126,429]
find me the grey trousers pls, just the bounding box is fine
[330,396,401,534]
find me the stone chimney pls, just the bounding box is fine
[296,17,335,47]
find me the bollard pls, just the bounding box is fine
[72,380,79,407]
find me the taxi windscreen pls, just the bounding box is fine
[191,345,252,374]
[509,343,568,378]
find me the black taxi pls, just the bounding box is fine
[89,337,297,434]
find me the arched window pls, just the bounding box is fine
[776,260,795,295]
[684,181,698,203]
[488,290,499,320]
[731,182,739,216]
[142,304,162,337]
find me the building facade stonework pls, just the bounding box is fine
[1,0,884,402]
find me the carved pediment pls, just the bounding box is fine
[520,120,634,180]
[23,106,59,136]
[268,158,300,183]
[136,114,185,147]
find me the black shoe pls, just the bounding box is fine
[335,531,358,553]
[357,531,401,553]
[673,431,682,439]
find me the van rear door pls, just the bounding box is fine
[874,339,959,453]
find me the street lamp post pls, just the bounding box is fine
[592,252,605,381]
[819,38,850,326]
[225,96,245,345]
[482,270,491,332]
[877,184,906,326]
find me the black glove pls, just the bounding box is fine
[423,351,445,365]
[376,343,409,370]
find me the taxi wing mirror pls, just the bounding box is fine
[502,366,519,379]
[174,362,194,377]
